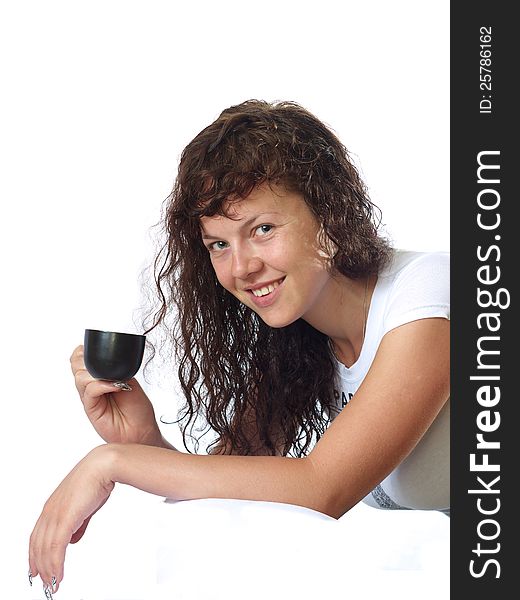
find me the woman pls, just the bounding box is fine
[28,100,450,596]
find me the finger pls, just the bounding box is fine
[70,514,93,544]
[28,539,39,588]
[73,365,112,396]
[29,515,58,594]
[79,382,123,418]
[43,574,60,597]
[83,378,128,398]
[49,575,59,596]
[74,369,138,399]
[83,377,140,402]
[75,370,122,400]
[69,345,85,374]
[29,511,47,586]
[73,366,95,394]
[39,520,67,593]
[68,490,111,545]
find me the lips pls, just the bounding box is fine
[245,277,285,307]
[247,277,285,297]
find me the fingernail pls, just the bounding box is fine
[28,570,32,586]
[113,381,132,391]
[44,584,54,599]
[51,576,57,592]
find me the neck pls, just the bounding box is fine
[302,272,376,368]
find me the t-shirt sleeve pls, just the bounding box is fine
[382,252,450,335]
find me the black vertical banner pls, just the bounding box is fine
[451,2,517,597]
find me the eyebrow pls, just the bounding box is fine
[201,212,282,240]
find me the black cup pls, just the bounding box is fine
[84,329,146,382]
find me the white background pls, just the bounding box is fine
[0,1,449,598]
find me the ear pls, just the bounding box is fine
[316,225,338,263]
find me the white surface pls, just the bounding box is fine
[0,1,449,598]
[154,498,449,600]
[47,496,448,600]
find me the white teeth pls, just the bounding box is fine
[251,279,282,297]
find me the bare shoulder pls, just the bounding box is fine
[372,317,450,390]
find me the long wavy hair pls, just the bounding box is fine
[145,99,391,457]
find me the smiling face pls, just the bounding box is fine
[200,184,334,328]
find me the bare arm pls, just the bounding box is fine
[310,317,450,516]
[106,318,450,517]
[29,318,448,590]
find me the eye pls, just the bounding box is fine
[255,224,274,236]
[208,240,229,252]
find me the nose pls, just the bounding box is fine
[230,244,264,279]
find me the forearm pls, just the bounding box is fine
[103,443,324,514]
[139,427,179,451]
[158,434,179,452]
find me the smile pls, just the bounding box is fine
[250,278,285,297]
[244,277,286,308]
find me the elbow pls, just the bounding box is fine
[302,456,357,520]
[318,495,357,520]
[325,502,356,520]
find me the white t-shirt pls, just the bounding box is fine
[331,249,450,513]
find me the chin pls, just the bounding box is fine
[257,312,300,329]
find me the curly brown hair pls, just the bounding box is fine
[145,99,391,457]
